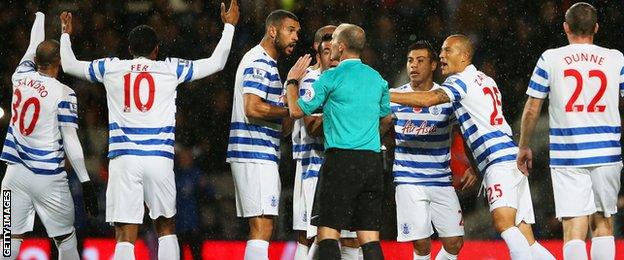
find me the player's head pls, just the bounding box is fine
[564,2,598,37]
[439,34,473,76]
[35,40,61,74]
[128,25,159,59]
[317,33,337,71]
[406,40,438,85]
[313,25,336,54]
[330,23,366,61]
[265,10,300,57]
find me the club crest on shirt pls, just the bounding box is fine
[429,105,441,115]
[401,223,411,235]
[270,195,278,208]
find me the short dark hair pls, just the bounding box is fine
[407,40,438,62]
[35,40,60,69]
[265,9,299,30]
[316,33,332,54]
[565,2,597,36]
[128,25,158,57]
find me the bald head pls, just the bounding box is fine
[334,23,366,54]
[446,34,474,61]
[35,40,60,70]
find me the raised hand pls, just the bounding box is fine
[60,11,73,35]
[287,54,312,82]
[220,0,240,26]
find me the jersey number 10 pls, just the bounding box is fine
[123,72,155,112]
[564,69,606,112]
[11,89,40,136]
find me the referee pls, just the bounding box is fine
[286,23,390,260]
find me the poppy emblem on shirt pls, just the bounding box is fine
[301,86,315,102]
[413,107,422,113]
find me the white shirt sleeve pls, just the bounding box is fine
[60,33,92,81]
[60,126,90,183]
[19,12,45,64]
[187,23,235,82]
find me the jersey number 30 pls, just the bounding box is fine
[11,89,40,136]
[123,72,155,112]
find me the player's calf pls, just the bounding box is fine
[249,216,275,241]
[413,237,432,256]
[440,236,463,255]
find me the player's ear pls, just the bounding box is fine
[269,25,277,39]
[563,22,570,34]
[151,45,159,59]
[594,23,599,34]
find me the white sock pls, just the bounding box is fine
[55,231,80,260]
[435,247,457,260]
[341,246,360,260]
[294,242,309,260]
[244,239,269,260]
[530,241,555,260]
[413,252,431,260]
[500,227,531,260]
[563,239,587,260]
[591,236,614,260]
[306,242,318,260]
[7,238,22,260]
[114,242,135,260]
[158,235,180,260]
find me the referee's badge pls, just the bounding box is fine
[301,86,315,102]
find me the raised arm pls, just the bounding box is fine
[189,0,239,81]
[59,12,91,80]
[20,12,45,64]
[390,88,450,108]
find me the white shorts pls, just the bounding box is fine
[106,155,176,224]
[231,162,281,217]
[1,163,74,237]
[483,163,535,225]
[395,185,464,242]
[293,161,307,231]
[551,162,622,219]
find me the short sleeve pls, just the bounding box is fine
[58,88,79,128]
[298,73,330,115]
[526,54,550,99]
[242,60,282,101]
[619,63,624,97]
[379,79,390,117]
[439,77,468,102]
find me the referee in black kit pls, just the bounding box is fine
[285,23,390,260]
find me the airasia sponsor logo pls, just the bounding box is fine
[402,119,438,135]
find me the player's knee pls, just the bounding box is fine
[340,238,359,248]
[53,230,77,250]
[154,216,176,236]
[413,239,431,255]
[442,236,463,254]
[249,216,274,240]
[591,214,613,236]
[491,208,516,233]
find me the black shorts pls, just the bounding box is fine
[311,148,384,231]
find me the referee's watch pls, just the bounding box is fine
[286,79,299,86]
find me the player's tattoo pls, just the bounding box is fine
[432,88,450,103]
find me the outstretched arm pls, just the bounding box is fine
[390,88,450,108]
[59,12,91,80]
[20,12,45,64]
[189,0,239,81]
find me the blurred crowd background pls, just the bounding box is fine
[1,0,624,256]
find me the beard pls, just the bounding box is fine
[274,36,294,57]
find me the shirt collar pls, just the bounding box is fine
[338,58,361,66]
